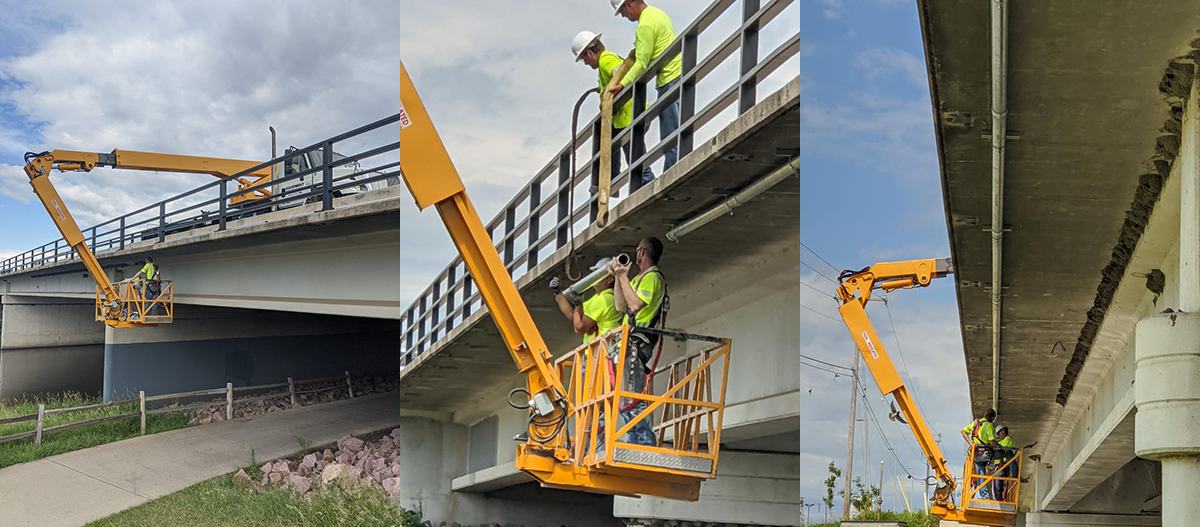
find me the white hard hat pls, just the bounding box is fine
[572,30,602,61]
[611,0,630,15]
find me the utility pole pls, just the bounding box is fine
[842,347,860,519]
[925,462,931,513]
[878,460,884,520]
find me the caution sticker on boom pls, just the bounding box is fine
[861,331,879,360]
[398,101,413,129]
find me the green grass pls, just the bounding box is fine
[0,391,195,468]
[85,471,423,527]
[810,509,940,527]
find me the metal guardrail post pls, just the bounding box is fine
[226,382,233,420]
[119,216,126,250]
[34,404,44,448]
[322,141,334,211]
[680,31,699,157]
[630,82,649,192]
[288,377,296,406]
[140,391,146,435]
[528,183,541,271]
[90,227,97,254]
[218,180,227,231]
[158,202,166,243]
[739,0,761,114]
[345,371,354,398]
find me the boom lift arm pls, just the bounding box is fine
[20,148,265,327]
[835,258,1019,526]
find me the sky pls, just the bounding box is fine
[0,0,970,519]
[798,0,973,518]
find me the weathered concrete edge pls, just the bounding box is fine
[2,187,408,280]
[399,75,802,379]
[1041,388,1135,510]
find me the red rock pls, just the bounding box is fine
[212,412,225,422]
[268,472,284,485]
[289,475,311,494]
[275,461,291,475]
[233,469,252,486]
[343,437,365,453]
[391,462,402,476]
[390,428,402,440]
[335,452,352,465]
[301,453,317,469]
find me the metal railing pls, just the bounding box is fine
[398,0,799,366]
[1,114,405,276]
[553,327,731,478]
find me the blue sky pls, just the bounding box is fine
[799,0,972,517]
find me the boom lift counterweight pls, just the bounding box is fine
[835,258,1021,526]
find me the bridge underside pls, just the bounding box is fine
[924,0,1198,517]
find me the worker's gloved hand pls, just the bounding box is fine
[549,276,561,290]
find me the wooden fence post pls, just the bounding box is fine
[226,382,233,421]
[288,377,296,406]
[35,404,44,448]
[140,390,146,435]
[345,371,354,398]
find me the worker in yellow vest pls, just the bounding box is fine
[991,425,1017,501]
[573,31,655,185]
[961,408,999,500]
[608,0,684,181]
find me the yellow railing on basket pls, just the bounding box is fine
[95,278,173,327]
[961,441,1023,514]
[553,326,732,480]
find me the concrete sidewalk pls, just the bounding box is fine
[0,391,438,527]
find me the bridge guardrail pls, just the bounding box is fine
[1,114,405,277]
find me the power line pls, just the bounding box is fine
[801,241,842,274]
[881,296,938,438]
[799,353,852,372]
[800,279,836,301]
[801,260,839,286]
[859,387,915,478]
[800,303,842,324]
[799,359,849,377]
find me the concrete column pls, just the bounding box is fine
[1134,312,1200,526]
[0,295,104,399]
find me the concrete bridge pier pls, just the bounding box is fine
[1133,74,1200,527]
[102,305,401,399]
[0,295,105,400]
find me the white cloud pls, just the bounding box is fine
[855,48,928,88]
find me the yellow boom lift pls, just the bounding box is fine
[397,60,733,500]
[21,149,273,327]
[835,258,1022,526]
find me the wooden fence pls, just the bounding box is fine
[0,371,356,447]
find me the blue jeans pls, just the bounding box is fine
[973,460,991,500]
[612,126,655,187]
[656,78,680,173]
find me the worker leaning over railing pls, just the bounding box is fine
[962,407,1000,500]
[572,30,654,185]
[607,0,683,179]
[607,236,669,446]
